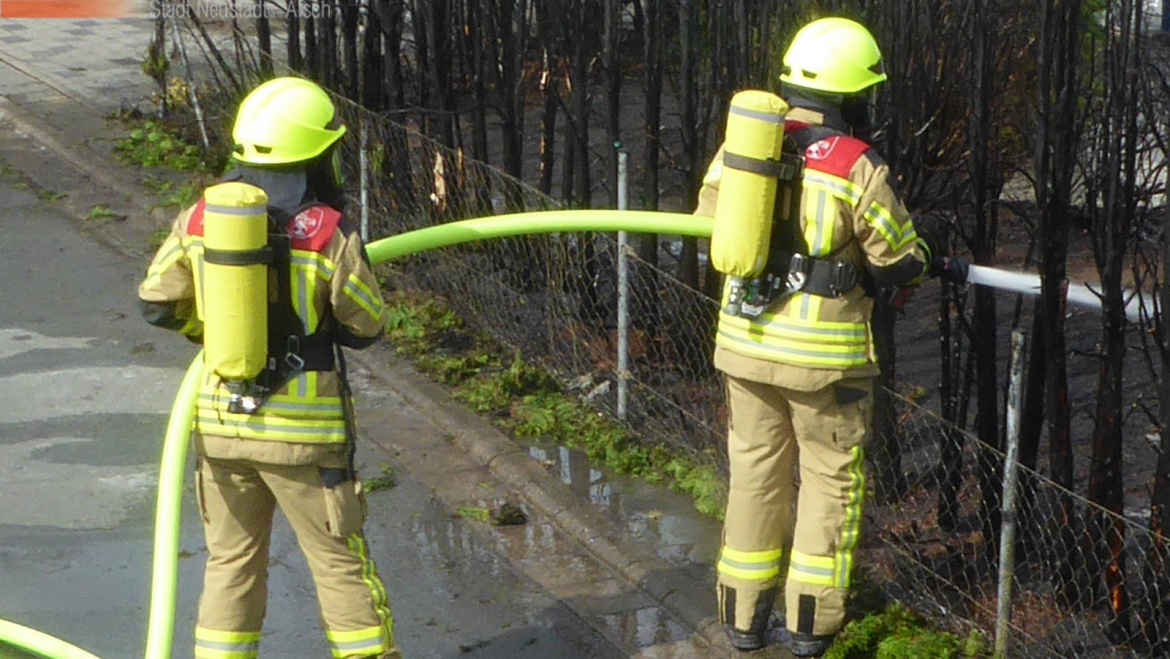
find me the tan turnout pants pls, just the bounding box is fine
[717,374,872,638]
[194,457,400,659]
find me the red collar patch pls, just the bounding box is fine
[288,207,327,240]
[805,136,841,161]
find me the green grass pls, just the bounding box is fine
[36,189,67,202]
[86,205,118,221]
[364,465,398,493]
[383,288,728,518]
[456,506,491,522]
[825,602,988,659]
[114,118,226,175]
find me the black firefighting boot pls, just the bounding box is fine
[775,627,835,657]
[719,585,777,652]
[776,595,836,658]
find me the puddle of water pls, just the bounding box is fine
[523,443,722,567]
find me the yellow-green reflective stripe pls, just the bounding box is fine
[719,315,868,344]
[836,445,866,588]
[718,546,783,581]
[865,201,917,251]
[803,171,861,204]
[199,389,346,405]
[198,392,344,417]
[194,629,261,659]
[292,258,319,333]
[327,626,385,657]
[805,189,829,257]
[291,252,336,279]
[716,331,870,366]
[347,534,396,648]
[195,415,346,442]
[343,272,386,319]
[788,551,835,586]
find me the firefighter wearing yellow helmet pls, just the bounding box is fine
[695,18,966,657]
[138,77,400,659]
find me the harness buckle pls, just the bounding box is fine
[830,262,858,297]
[786,253,809,293]
[285,335,306,372]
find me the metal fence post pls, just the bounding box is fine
[616,151,630,421]
[996,328,1027,658]
[359,118,370,244]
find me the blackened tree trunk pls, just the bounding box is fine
[257,11,273,76]
[361,0,384,109]
[378,0,404,111]
[968,0,1003,561]
[641,0,662,216]
[1085,0,1141,640]
[496,0,527,184]
[318,0,337,88]
[1034,0,1086,610]
[1149,222,1170,652]
[537,43,560,193]
[1016,303,1046,558]
[304,13,319,80]
[411,0,433,133]
[464,0,490,165]
[677,0,700,290]
[340,0,359,100]
[286,0,302,71]
[568,0,594,206]
[633,0,663,363]
[425,0,455,147]
[602,0,623,208]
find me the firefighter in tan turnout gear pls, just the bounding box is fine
[138,77,400,659]
[696,18,967,657]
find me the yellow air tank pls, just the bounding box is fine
[201,182,270,383]
[709,90,791,314]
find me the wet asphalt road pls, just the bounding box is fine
[0,163,628,658]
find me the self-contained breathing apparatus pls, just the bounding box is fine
[710,90,859,318]
[198,181,336,415]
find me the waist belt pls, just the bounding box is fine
[772,252,858,298]
[271,333,336,372]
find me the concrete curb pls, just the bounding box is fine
[1,87,742,658]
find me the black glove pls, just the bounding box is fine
[931,255,969,285]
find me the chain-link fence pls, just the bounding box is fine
[326,97,731,467]
[868,386,1170,658]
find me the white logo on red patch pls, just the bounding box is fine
[289,207,325,240]
[806,136,840,161]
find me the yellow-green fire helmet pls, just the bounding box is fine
[232,77,346,165]
[780,17,887,95]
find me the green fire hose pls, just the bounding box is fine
[0,209,709,659]
[364,210,712,263]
